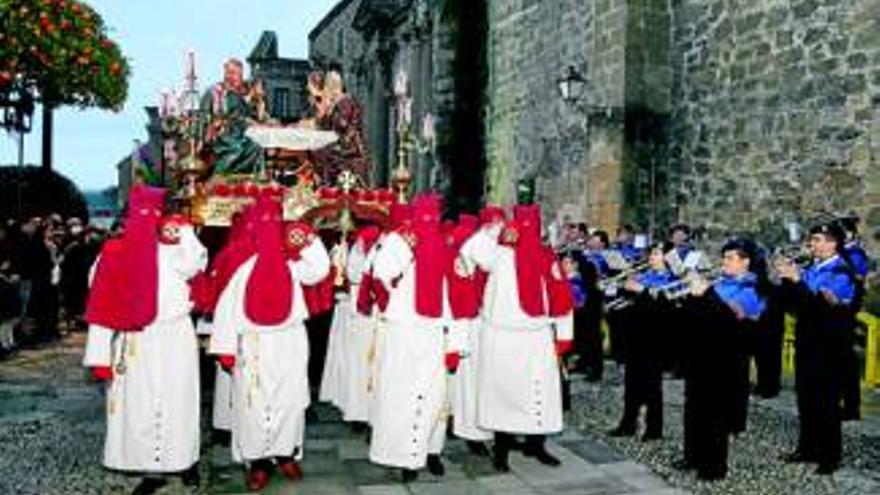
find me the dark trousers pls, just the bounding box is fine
[795,338,842,466]
[605,310,626,364]
[730,344,751,434]
[619,361,663,435]
[753,309,784,397]
[574,306,603,379]
[305,310,332,398]
[840,324,861,419]
[684,375,732,478]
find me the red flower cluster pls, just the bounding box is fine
[1,0,129,110]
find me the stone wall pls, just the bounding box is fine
[484,0,628,231]
[670,0,880,248]
[308,0,449,189]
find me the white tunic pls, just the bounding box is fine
[338,243,378,423]
[209,240,329,463]
[318,293,350,407]
[83,227,208,473]
[460,228,573,435]
[367,232,463,470]
[451,318,493,441]
[212,363,233,431]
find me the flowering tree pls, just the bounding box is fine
[0,0,130,169]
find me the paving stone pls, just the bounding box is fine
[337,438,371,460]
[344,459,402,486]
[358,485,411,495]
[559,438,629,465]
[409,479,493,495]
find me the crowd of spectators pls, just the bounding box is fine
[0,213,111,357]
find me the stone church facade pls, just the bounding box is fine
[310,0,880,249]
[309,0,453,191]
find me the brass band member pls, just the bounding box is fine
[676,238,767,481]
[776,223,857,475]
[607,242,678,441]
[563,250,603,380]
[835,215,869,421]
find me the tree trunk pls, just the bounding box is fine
[41,103,53,170]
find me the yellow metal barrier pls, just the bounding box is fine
[780,312,880,388]
[602,310,880,388]
[861,312,880,387]
[782,314,796,378]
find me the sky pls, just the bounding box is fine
[0,0,339,191]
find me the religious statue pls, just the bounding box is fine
[198,58,267,175]
[306,71,372,186]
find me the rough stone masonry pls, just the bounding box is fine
[485,0,879,252]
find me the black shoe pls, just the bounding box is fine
[181,464,200,487]
[211,429,231,447]
[640,432,662,442]
[671,458,695,471]
[523,446,561,467]
[607,425,636,437]
[131,477,168,495]
[426,454,445,476]
[696,469,726,481]
[842,409,861,422]
[492,448,510,472]
[814,463,838,475]
[466,441,490,457]
[401,468,418,483]
[781,450,813,463]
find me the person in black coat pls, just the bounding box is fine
[835,215,869,421]
[776,223,857,475]
[567,250,604,381]
[607,242,678,441]
[675,238,768,481]
[751,280,785,399]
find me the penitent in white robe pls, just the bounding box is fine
[195,318,234,432]
[460,228,573,436]
[451,317,493,442]
[83,227,208,473]
[319,242,365,410]
[338,243,379,423]
[367,232,464,470]
[209,240,329,463]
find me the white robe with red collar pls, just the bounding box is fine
[460,227,573,435]
[209,239,329,463]
[83,226,207,473]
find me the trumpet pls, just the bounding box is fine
[771,244,811,266]
[598,262,650,292]
[651,268,723,301]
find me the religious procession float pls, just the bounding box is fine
[148,53,424,236]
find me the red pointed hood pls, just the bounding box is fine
[356,225,381,253]
[244,196,293,325]
[389,203,413,230]
[412,194,445,318]
[458,214,479,232]
[510,204,546,317]
[479,205,506,226]
[85,185,164,331]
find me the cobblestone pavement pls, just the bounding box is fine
[1,334,879,494]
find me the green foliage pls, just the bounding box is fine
[0,165,89,221]
[0,0,129,109]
